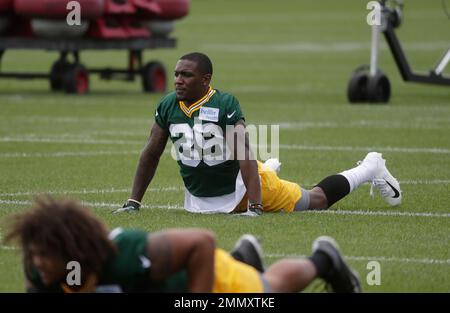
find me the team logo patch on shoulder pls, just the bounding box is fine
[199,107,219,122]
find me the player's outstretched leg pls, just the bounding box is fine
[256,236,361,293]
[296,152,401,210]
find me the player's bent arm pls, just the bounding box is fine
[146,229,216,292]
[240,158,262,205]
[130,123,169,202]
[228,120,262,206]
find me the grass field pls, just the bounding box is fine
[0,0,449,292]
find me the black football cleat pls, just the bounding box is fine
[312,236,362,293]
[230,234,265,273]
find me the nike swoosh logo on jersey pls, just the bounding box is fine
[227,111,236,118]
[385,180,400,198]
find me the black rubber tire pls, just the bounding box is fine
[63,63,89,94]
[347,71,369,103]
[0,16,11,34]
[50,59,71,91]
[141,61,166,93]
[367,71,390,103]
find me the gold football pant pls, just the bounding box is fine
[213,248,265,292]
[235,161,302,213]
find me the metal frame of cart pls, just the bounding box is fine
[0,36,176,94]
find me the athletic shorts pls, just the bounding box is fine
[213,249,265,293]
[235,161,302,213]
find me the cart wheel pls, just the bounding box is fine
[367,70,390,103]
[63,63,89,94]
[50,60,71,91]
[142,61,166,93]
[347,70,369,103]
[0,16,12,34]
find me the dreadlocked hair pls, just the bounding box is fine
[4,195,117,280]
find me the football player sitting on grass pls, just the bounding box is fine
[116,52,401,216]
[5,196,361,293]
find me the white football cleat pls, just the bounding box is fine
[371,168,402,206]
[359,152,402,206]
[263,158,281,174]
[357,152,385,178]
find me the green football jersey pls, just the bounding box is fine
[155,87,245,197]
[26,228,188,293]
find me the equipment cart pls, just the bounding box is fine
[0,36,175,94]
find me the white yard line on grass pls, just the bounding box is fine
[0,149,175,158]
[400,180,450,185]
[0,137,142,145]
[265,254,450,265]
[302,210,450,218]
[3,118,449,139]
[1,141,450,157]
[0,186,183,197]
[1,116,150,124]
[0,231,15,250]
[1,199,449,218]
[0,151,142,158]
[202,41,450,53]
[277,144,450,154]
[2,117,450,145]
[0,199,183,210]
[0,246,16,250]
[1,180,448,198]
[276,120,450,130]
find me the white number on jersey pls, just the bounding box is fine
[169,121,228,167]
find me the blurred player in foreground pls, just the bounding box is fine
[5,196,361,293]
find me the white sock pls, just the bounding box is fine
[339,164,375,192]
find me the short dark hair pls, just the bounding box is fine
[180,52,213,75]
[4,196,116,280]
